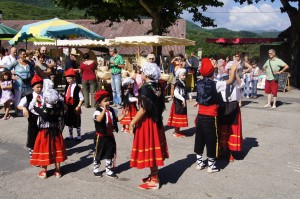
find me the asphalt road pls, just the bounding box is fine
[0,89,299,199]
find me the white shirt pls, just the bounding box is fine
[93,107,118,126]
[221,79,245,102]
[1,55,16,72]
[18,92,44,115]
[251,67,260,81]
[67,83,84,101]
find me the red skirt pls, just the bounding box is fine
[120,104,137,125]
[220,108,243,151]
[167,102,188,127]
[130,117,169,169]
[30,129,67,166]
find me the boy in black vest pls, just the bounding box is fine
[17,74,44,158]
[194,58,237,173]
[93,90,126,178]
[64,68,84,141]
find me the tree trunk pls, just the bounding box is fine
[151,16,163,59]
[289,13,300,87]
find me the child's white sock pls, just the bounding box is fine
[105,159,113,175]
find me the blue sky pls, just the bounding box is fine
[181,0,291,31]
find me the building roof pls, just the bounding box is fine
[1,19,186,56]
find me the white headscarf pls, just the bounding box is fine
[175,68,186,78]
[122,77,135,87]
[141,62,161,81]
[43,89,59,105]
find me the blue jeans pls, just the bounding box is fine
[111,73,122,105]
[244,75,251,97]
[251,80,258,97]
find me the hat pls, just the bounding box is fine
[94,90,109,103]
[175,68,186,78]
[200,58,214,77]
[70,49,80,56]
[64,68,76,77]
[31,74,43,87]
[122,77,135,87]
[141,62,161,81]
[43,89,59,105]
[146,54,155,61]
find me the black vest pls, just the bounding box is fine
[196,77,221,106]
[64,84,81,106]
[94,107,118,135]
[174,80,187,114]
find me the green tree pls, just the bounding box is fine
[52,0,224,55]
[235,0,300,87]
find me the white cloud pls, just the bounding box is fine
[181,2,291,31]
[225,3,290,30]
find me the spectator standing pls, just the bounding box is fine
[65,49,80,84]
[262,49,289,109]
[250,60,261,99]
[1,47,17,72]
[80,53,97,108]
[108,47,124,108]
[186,52,199,90]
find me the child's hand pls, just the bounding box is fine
[129,124,134,135]
[168,96,173,101]
[124,107,129,115]
[23,108,29,118]
[75,106,81,114]
[193,102,198,107]
[182,101,186,107]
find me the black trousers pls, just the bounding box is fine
[194,114,218,158]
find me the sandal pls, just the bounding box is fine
[38,170,47,179]
[229,154,234,162]
[141,175,151,183]
[54,170,62,178]
[138,176,160,190]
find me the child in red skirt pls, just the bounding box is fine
[30,89,67,179]
[167,68,191,138]
[129,62,169,190]
[120,77,138,134]
[219,62,245,162]
[93,90,127,178]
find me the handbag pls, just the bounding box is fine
[269,60,279,82]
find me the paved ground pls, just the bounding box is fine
[0,88,299,199]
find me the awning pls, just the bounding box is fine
[114,35,195,46]
[34,39,115,47]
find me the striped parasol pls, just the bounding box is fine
[9,18,104,46]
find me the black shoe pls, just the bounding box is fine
[94,172,103,177]
[65,136,73,141]
[75,136,82,142]
[106,173,118,179]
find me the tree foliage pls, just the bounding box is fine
[0,1,87,20]
[52,0,224,35]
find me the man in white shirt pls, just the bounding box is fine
[0,47,17,72]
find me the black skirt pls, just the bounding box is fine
[94,134,116,161]
[27,114,39,149]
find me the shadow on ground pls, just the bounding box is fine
[159,154,195,187]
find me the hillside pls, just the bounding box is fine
[0,1,87,20]
[185,20,281,59]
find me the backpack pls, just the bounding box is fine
[196,77,217,105]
